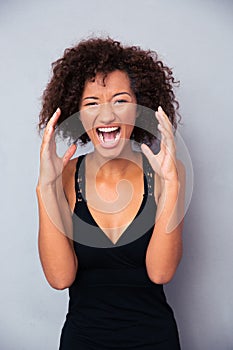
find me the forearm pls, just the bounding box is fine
[146,180,184,284]
[36,179,77,290]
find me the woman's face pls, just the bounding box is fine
[79,70,137,158]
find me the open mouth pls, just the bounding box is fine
[96,126,121,147]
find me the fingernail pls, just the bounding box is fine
[158,106,163,112]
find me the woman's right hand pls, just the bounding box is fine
[38,108,77,188]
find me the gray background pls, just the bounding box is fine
[0,0,232,349]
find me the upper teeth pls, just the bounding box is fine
[97,127,119,133]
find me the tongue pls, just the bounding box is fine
[103,131,117,142]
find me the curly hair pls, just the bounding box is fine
[38,37,180,146]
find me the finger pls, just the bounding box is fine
[158,106,171,124]
[44,108,61,137]
[155,114,173,152]
[47,107,61,128]
[41,108,61,150]
[157,120,166,153]
[40,127,56,156]
[157,107,173,136]
[141,143,154,159]
[158,124,176,155]
[62,143,77,168]
[141,143,162,174]
[157,109,174,145]
[158,115,173,139]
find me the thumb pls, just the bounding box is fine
[141,143,161,174]
[63,143,77,168]
[141,143,154,159]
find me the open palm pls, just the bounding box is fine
[141,106,178,183]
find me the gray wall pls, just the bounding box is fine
[1,0,232,349]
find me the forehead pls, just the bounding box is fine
[82,70,131,95]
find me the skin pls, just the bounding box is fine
[37,69,185,289]
[76,70,146,243]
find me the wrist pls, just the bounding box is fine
[158,179,179,205]
[161,177,180,191]
[37,176,63,192]
[36,180,60,194]
[36,183,56,197]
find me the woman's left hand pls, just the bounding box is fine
[141,106,178,183]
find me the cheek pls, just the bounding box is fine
[82,122,95,138]
[126,115,137,131]
[123,118,136,139]
[80,111,94,133]
[118,105,137,125]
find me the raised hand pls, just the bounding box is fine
[38,108,77,188]
[36,109,78,287]
[141,106,178,183]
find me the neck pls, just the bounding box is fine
[88,144,141,178]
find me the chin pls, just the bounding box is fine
[94,138,132,160]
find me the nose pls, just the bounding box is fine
[98,102,116,124]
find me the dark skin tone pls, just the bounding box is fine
[37,70,184,289]
[62,70,160,244]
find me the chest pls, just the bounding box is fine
[85,173,145,244]
[64,154,157,247]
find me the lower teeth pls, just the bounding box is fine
[99,132,120,143]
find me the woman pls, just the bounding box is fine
[36,37,185,349]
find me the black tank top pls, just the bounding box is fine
[59,153,181,350]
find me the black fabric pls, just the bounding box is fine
[59,154,181,349]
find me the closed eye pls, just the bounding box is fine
[114,99,128,104]
[84,102,99,107]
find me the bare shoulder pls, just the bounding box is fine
[62,157,79,212]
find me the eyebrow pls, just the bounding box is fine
[82,92,132,101]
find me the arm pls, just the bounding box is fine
[142,107,185,284]
[36,108,78,290]
[145,164,185,284]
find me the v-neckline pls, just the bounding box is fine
[77,154,148,246]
